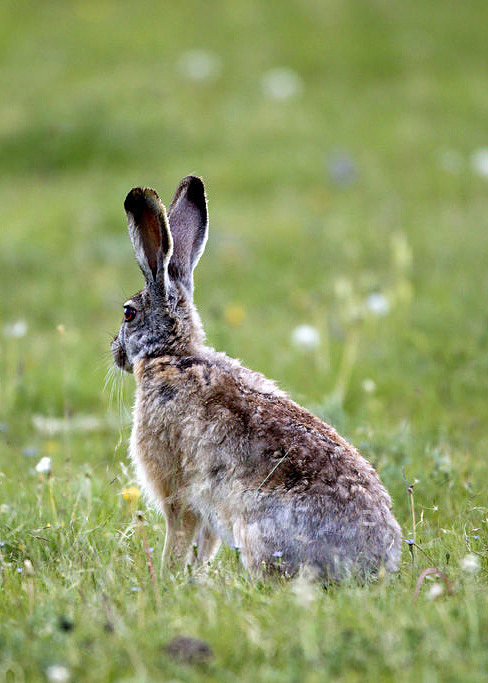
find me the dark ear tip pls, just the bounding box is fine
[176,176,207,212]
[183,175,205,194]
[124,187,144,214]
[124,187,162,217]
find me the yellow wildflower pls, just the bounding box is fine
[121,487,141,503]
[224,304,245,327]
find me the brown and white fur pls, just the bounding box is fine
[111,176,402,581]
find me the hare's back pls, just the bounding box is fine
[194,367,390,513]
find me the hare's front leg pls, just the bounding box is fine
[161,504,199,573]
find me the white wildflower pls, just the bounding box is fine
[261,68,303,100]
[471,148,488,179]
[177,50,222,82]
[362,379,376,394]
[35,457,52,475]
[460,553,480,575]
[365,293,390,316]
[24,559,35,576]
[291,324,320,350]
[427,583,444,600]
[46,665,71,683]
[3,320,28,338]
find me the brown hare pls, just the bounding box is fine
[111,176,402,581]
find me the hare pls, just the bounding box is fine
[111,176,402,581]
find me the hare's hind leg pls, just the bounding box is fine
[187,523,221,567]
[199,526,221,564]
[232,517,276,577]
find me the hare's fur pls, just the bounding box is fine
[112,177,402,581]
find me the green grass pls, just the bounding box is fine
[1,0,488,679]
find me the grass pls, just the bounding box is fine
[1,0,488,679]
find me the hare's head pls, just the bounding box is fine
[111,176,208,372]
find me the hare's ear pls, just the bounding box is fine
[124,187,173,288]
[167,175,208,292]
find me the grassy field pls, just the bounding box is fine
[1,0,488,680]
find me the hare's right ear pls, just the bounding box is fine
[124,187,173,288]
[167,175,208,293]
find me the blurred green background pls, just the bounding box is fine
[2,0,488,433]
[1,1,488,680]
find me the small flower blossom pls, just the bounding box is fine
[224,304,246,327]
[291,324,320,351]
[35,456,52,475]
[362,379,376,394]
[3,320,28,338]
[427,583,444,600]
[24,559,35,576]
[121,487,140,503]
[272,551,283,558]
[177,50,222,82]
[365,293,390,316]
[46,665,71,683]
[460,553,481,574]
[261,68,303,100]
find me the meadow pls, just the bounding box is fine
[1,0,488,680]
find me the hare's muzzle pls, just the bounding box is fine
[111,336,133,373]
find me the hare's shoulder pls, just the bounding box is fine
[135,351,285,401]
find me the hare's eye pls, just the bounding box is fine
[124,306,136,323]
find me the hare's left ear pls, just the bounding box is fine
[167,175,208,293]
[124,187,173,289]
